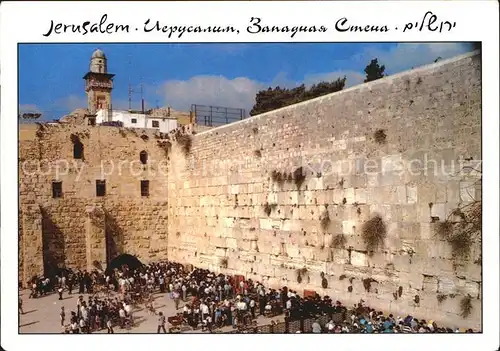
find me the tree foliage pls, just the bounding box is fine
[364,58,386,83]
[250,76,346,116]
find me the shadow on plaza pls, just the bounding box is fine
[20,320,39,328]
[22,309,37,315]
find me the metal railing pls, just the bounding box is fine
[191,104,246,127]
[223,313,345,334]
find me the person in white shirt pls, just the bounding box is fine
[80,305,88,321]
[79,318,87,334]
[182,284,187,301]
[200,302,209,320]
[239,301,248,311]
[71,321,79,334]
[265,302,272,314]
[124,303,133,326]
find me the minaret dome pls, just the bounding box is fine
[90,48,107,74]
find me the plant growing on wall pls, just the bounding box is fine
[176,134,193,156]
[459,294,473,318]
[271,170,286,187]
[321,272,328,289]
[157,140,172,157]
[293,167,306,190]
[338,177,344,187]
[362,278,377,292]
[219,257,228,269]
[436,294,448,304]
[296,267,308,283]
[263,202,278,217]
[35,123,49,138]
[361,214,387,253]
[320,208,331,232]
[374,129,387,144]
[435,201,481,260]
[331,234,347,248]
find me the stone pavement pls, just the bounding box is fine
[18,289,283,334]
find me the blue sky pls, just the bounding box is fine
[19,43,473,120]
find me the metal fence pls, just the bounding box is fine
[191,104,246,127]
[223,312,345,334]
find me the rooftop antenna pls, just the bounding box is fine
[140,83,144,113]
[128,53,132,110]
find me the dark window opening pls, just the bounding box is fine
[140,151,148,165]
[96,180,106,197]
[131,118,137,124]
[52,181,62,198]
[152,120,160,128]
[88,117,96,126]
[141,180,150,197]
[71,134,84,160]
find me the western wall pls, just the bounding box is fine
[166,51,482,329]
[19,51,482,329]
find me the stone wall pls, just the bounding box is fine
[19,124,170,284]
[18,51,482,330]
[166,52,482,329]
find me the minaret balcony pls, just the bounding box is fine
[85,80,113,91]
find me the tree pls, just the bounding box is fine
[250,76,346,116]
[364,58,386,83]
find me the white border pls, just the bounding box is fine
[1,1,498,351]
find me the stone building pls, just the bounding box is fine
[19,51,482,330]
[95,109,178,133]
[81,48,179,133]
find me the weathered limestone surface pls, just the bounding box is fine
[20,205,44,284]
[18,52,482,330]
[166,52,482,329]
[19,125,170,281]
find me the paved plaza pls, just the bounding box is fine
[18,289,283,334]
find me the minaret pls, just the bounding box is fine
[83,48,115,115]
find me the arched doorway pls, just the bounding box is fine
[105,254,144,275]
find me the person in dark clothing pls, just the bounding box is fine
[78,273,85,294]
[259,296,266,316]
[67,276,73,295]
[84,272,92,294]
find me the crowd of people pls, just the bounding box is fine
[22,259,476,334]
